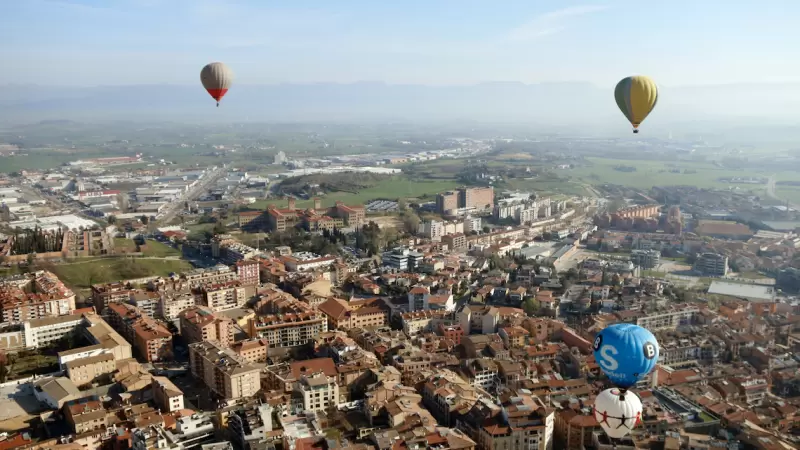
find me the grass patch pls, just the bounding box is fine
[698,411,716,423]
[568,157,800,190]
[141,240,181,257]
[114,237,137,252]
[642,270,669,277]
[774,185,800,205]
[51,257,193,288]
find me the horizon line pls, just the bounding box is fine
[4,80,800,89]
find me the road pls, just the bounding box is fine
[766,175,797,208]
[157,167,227,225]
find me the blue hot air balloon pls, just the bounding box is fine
[592,323,659,388]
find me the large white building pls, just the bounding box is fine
[23,314,85,349]
[296,372,340,412]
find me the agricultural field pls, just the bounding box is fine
[774,185,800,205]
[564,157,800,191]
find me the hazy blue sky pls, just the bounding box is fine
[3,0,800,87]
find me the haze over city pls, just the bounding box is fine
[5,0,800,125]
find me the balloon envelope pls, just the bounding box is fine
[594,387,643,439]
[614,75,658,132]
[200,62,234,104]
[593,323,659,388]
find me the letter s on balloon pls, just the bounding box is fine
[598,345,619,371]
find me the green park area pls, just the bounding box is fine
[114,238,181,257]
[51,257,192,288]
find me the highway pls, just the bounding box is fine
[766,175,797,209]
[156,166,227,225]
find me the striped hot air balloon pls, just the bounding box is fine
[614,75,658,133]
[200,62,233,107]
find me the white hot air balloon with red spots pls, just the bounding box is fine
[200,62,233,107]
[593,387,643,439]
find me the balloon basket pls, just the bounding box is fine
[633,129,639,134]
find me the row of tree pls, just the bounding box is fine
[10,226,65,255]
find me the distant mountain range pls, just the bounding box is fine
[3,81,800,131]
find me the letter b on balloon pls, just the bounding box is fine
[592,324,660,389]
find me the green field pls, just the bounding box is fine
[774,185,800,204]
[0,154,77,173]
[52,258,192,288]
[114,238,181,257]
[566,157,790,190]
[141,240,181,257]
[114,237,136,252]
[254,176,460,209]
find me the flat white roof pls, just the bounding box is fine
[708,280,776,302]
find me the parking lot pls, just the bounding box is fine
[365,200,399,212]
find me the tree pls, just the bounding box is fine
[607,199,626,213]
[85,264,111,287]
[213,222,228,235]
[401,211,420,235]
[482,226,490,234]
[116,193,130,212]
[0,362,8,383]
[140,215,149,225]
[522,298,540,315]
[26,252,35,266]
[565,268,580,280]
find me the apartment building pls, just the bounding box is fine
[231,338,270,364]
[658,334,724,367]
[91,281,135,314]
[694,252,729,276]
[56,314,132,368]
[130,291,160,318]
[463,359,499,390]
[22,313,84,349]
[317,298,388,331]
[636,305,699,331]
[202,281,248,312]
[422,370,482,427]
[105,302,173,362]
[630,249,661,269]
[297,372,340,412]
[236,260,260,286]
[158,289,196,322]
[472,391,554,450]
[247,299,328,348]
[65,353,116,386]
[181,265,238,287]
[436,191,459,215]
[189,340,261,401]
[179,306,235,348]
[0,271,76,323]
[263,357,339,394]
[152,376,185,413]
[65,397,108,435]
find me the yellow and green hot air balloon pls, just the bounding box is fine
[614,75,658,133]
